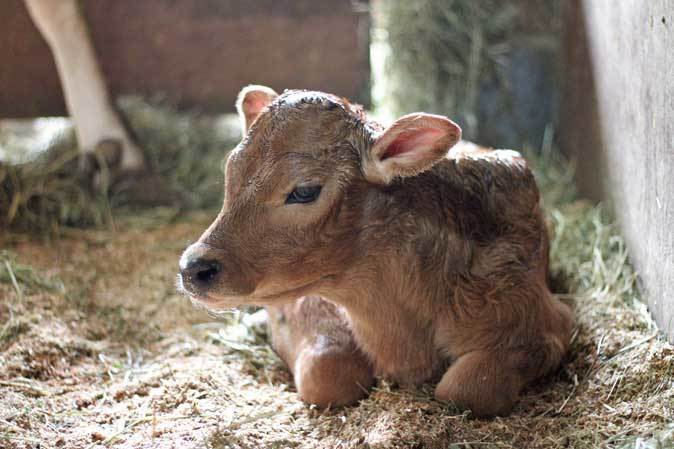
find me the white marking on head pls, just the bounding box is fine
[492,149,523,162]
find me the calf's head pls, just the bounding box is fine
[178,85,461,309]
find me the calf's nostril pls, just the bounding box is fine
[182,258,222,286]
[196,262,221,283]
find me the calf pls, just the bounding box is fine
[178,85,574,417]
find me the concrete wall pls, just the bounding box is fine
[0,0,370,117]
[560,1,674,342]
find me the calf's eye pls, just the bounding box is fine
[286,185,322,205]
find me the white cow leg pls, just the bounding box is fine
[24,0,145,171]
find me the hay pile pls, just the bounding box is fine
[376,0,560,147]
[0,132,108,233]
[0,98,236,233]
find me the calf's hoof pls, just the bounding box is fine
[434,350,523,418]
[295,349,374,408]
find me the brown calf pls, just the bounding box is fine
[178,85,574,417]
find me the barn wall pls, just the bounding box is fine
[0,0,370,117]
[560,1,674,342]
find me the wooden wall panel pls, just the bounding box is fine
[0,0,370,117]
[560,0,674,342]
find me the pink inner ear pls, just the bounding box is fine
[381,128,444,160]
[244,97,268,119]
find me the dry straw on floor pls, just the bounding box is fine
[0,98,672,447]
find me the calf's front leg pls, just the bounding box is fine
[434,349,526,417]
[267,296,374,407]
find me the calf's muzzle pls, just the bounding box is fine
[179,243,223,290]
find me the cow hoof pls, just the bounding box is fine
[78,139,183,207]
[109,169,185,208]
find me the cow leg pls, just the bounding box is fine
[267,296,374,407]
[24,0,144,172]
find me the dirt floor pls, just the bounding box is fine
[0,205,672,449]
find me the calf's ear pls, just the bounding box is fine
[236,85,279,136]
[362,113,461,184]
